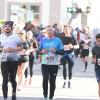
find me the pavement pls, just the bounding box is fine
[0,56,99,100]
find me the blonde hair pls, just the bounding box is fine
[27,31,33,36]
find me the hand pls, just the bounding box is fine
[41,49,48,54]
[69,44,73,48]
[3,47,16,53]
[9,48,16,52]
[50,48,56,53]
[92,59,96,64]
[32,48,37,52]
[3,48,11,53]
[64,45,70,50]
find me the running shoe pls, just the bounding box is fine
[68,81,71,88]
[63,82,66,88]
[12,94,16,100]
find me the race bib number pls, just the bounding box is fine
[47,56,54,61]
[2,53,8,61]
[46,55,55,63]
[97,58,100,66]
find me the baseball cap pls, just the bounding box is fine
[4,21,14,28]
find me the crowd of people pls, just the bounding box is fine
[0,20,100,100]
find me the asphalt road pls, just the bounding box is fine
[0,56,99,100]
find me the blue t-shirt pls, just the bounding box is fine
[39,37,63,65]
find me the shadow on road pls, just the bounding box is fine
[0,96,96,100]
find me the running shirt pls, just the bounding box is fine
[80,34,90,50]
[80,40,90,50]
[39,37,63,65]
[92,45,100,68]
[18,40,31,55]
[0,33,21,62]
[60,35,76,54]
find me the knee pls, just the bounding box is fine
[43,76,49,81]
[3,78,8,85]
[11,80,17,87]
[68,61,74,67]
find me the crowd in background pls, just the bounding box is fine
[0,21,94,88]
[0,20,100,100]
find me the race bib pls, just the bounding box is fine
[74,44,79,49]
[83,45,89,49]
[46,54,55,63]
[64,45,70,50]
[47,56,54,61]
[97,58,100,66]
[2,53,8,61]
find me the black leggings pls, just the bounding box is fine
[1,61,18,98]
[41,64,58,98]
[25,58,34,78]
[63,60,74,80]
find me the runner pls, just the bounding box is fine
[92,34,100,98]
[59,25,76,88]
[39,27,63,100]
[24,31,38,85]
[0,21,22,100]
[80,26,91,72]
[17,30,31,90]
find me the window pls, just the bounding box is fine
[31,5,39,13]
[9,4,41,26]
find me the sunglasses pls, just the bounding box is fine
[19,33,24,34]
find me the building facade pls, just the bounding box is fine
[0,0,99,28]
